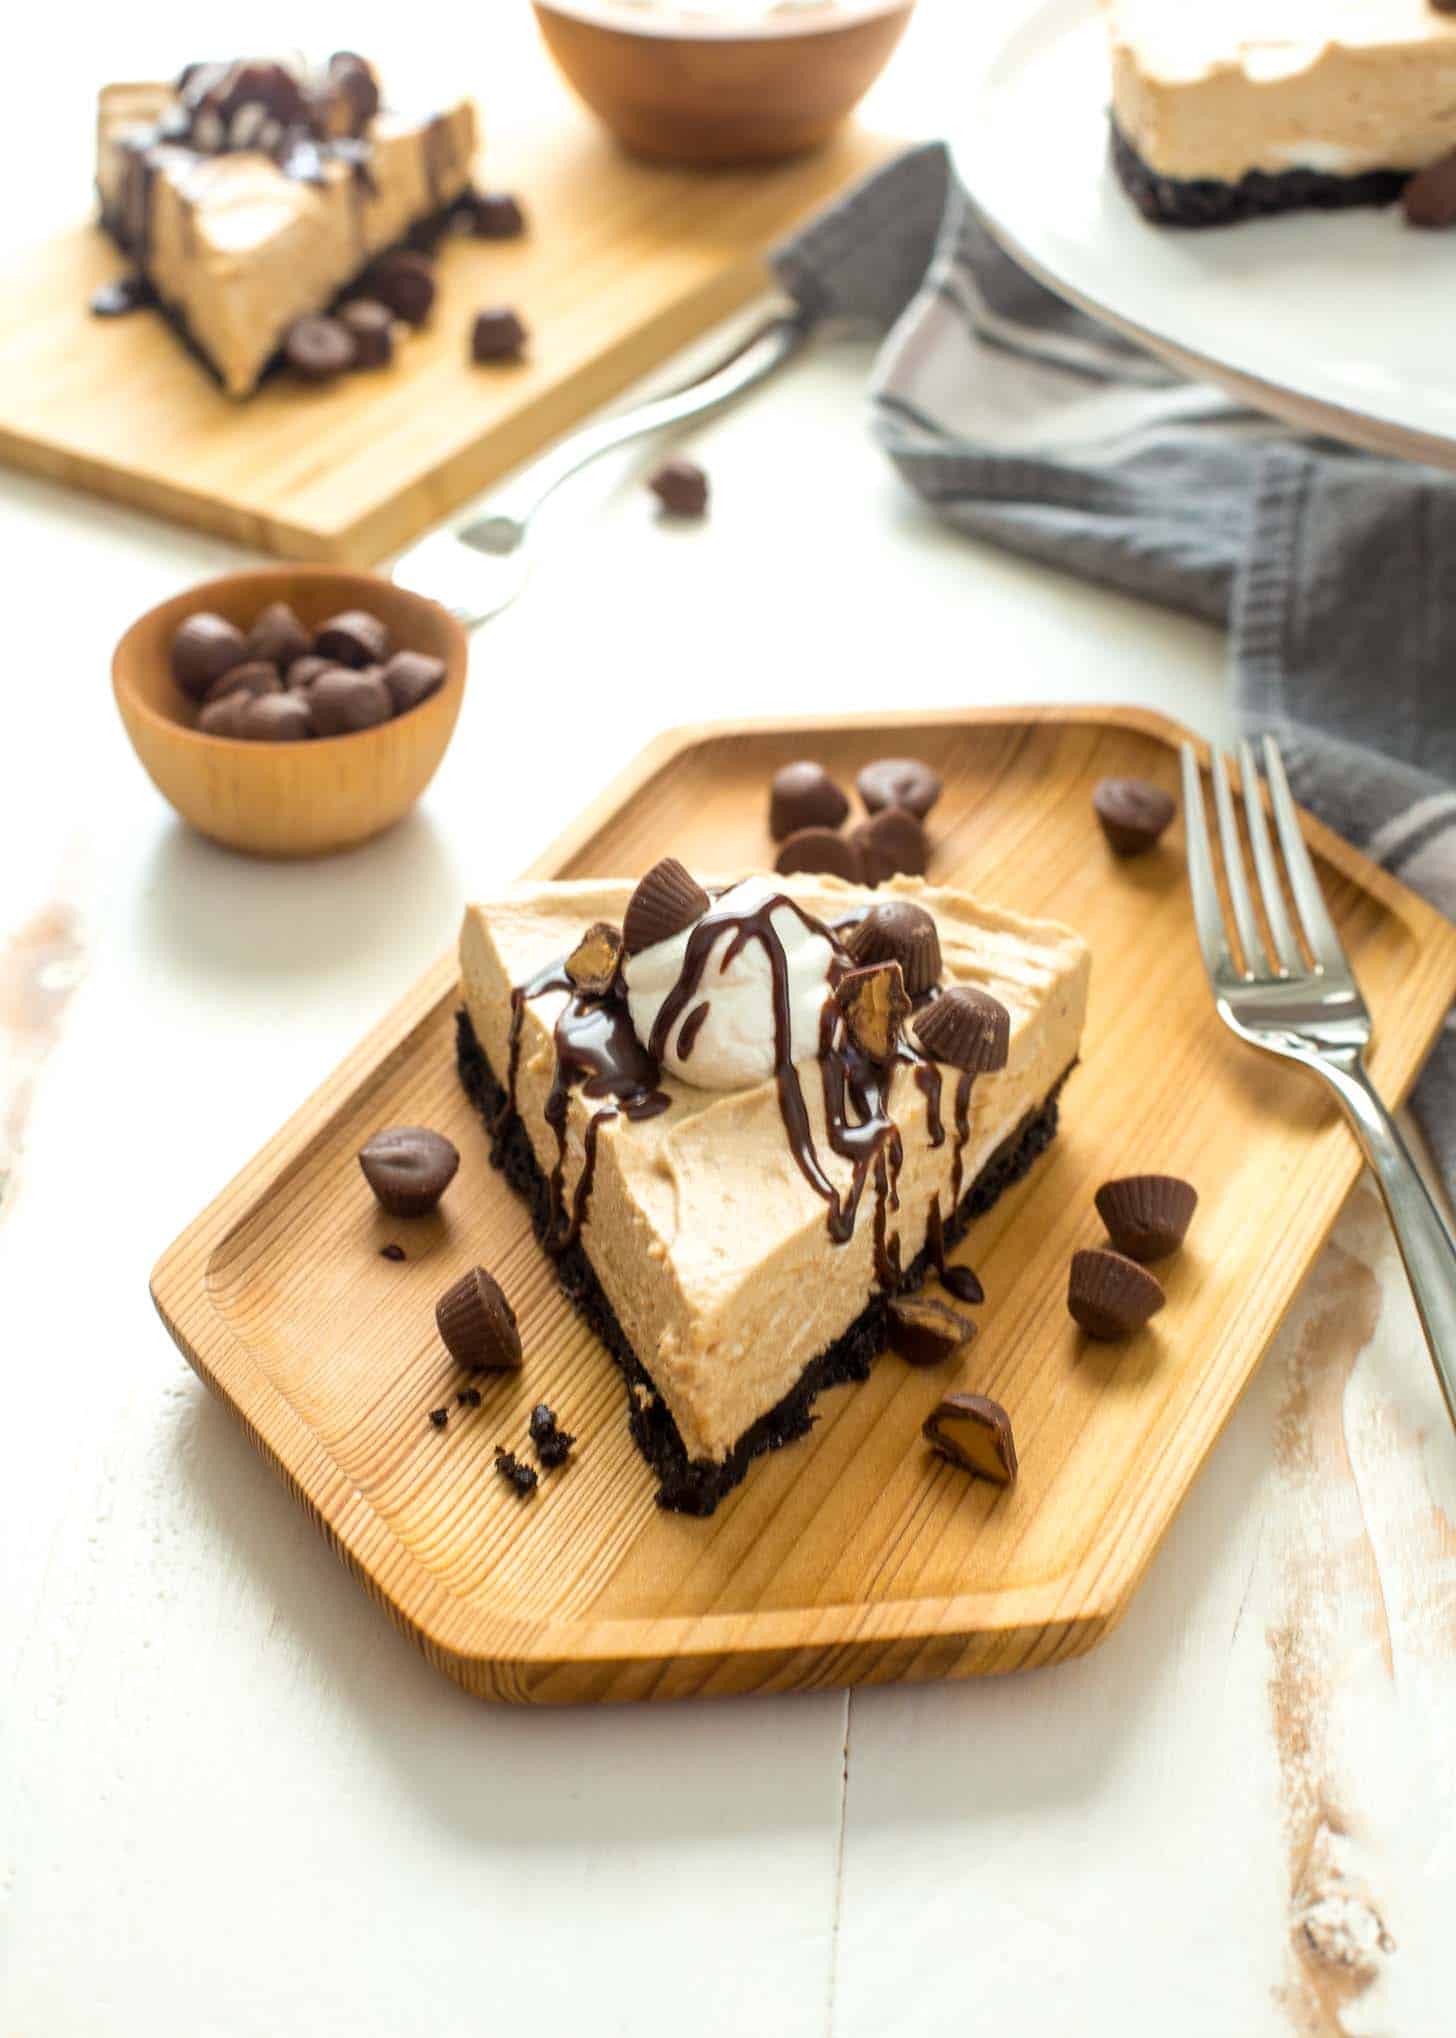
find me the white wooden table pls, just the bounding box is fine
[4,9,1454,2034]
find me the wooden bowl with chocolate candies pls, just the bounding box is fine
[113,566,466,858]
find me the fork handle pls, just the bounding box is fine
[1316,1052,1456,1429]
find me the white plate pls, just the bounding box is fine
[957,0,1456,468]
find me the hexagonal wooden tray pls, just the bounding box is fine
[150,706,1456,1702]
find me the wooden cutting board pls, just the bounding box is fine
[150,705,1456,1704]
[0,90,891,565]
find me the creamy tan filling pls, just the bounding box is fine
[460,874,1089,1465]
[95,89,477,396]
[1105,0,1456,182]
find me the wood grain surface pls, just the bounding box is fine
[0,107,891,564]
[149,705,1456,1703]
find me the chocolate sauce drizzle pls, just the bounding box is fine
[495,889,986,1288]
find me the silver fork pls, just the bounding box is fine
[391,305,810,627]
[1183,734,1456,1429]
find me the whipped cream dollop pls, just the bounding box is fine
[623,876,837,1090]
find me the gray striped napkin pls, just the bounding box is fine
[774,142,1456,1192]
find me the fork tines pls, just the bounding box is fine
[1181,734,1349,987]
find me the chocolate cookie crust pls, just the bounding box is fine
[1109,120,1408,229]
[457,1007,1069,1516]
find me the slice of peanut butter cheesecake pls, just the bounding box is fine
[458,863,1089,1513]
[1105,0,1456,226]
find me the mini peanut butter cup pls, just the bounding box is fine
[623,858,711,955]
[309,665,392,736]
[856,757,942,819]
[359,1125,460,1217]
[197,691,252,739]
[237,691,313,742]
[436,1267,522,1371]
[566,921,625,998]
[171,612,247,700]
[851,806,929,886]
[339,298,394,368]
[769,761,850,842]
[1404,148,1456,228]
[1095,1175,1197,1262]
[286,654,333,691]
[1067,1248,1165,1340]
[381,649,446,714]
[775,827,863,882]
[844,901,942,997]
[923,1392,1017,1485]
[246,601,311,670]
[887,1295,978,1367]
[1092,777,1176,857]
[912,985,1010,1073]
[837,961,911,1064]
[471,305,528,362]
[283,314,355,381]
[649,459,709,517]
[313,609,390,668]
[203,658,281,704]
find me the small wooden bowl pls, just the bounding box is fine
[532,0,915,165]
[113,565,467,859]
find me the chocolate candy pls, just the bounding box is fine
[837,962,911,1064]
[887,1295,978,1367]
[245,601,311,670]
[456,189,526,238]
[326,50,380,131]
[911,985,1010,1073]
[1094,1174,1197,1263]
[775,827,863,882]
[436,1266,523,1371]
[843,901,942,998]
[359,1125,460,1217]
[286,654,333,691]
[171,612,247,700]
[1404,148,1456,228]
[382,649,446,714]
[237,691,313,742]
[1092,777,1176,857]
[649,459,709,517]
[365,251,436,325]
[1067,1248,1165,1340]
[309,665,392,736]
[196,691,252,739]
[313,609,390,667]
[923,1392,1018,1485]
[283,314,356,381]
[471,306,528,362]
[203,659,281,704]
[339,298,394,367]
[769,761,850,841]
[494,1446,538,1496]
[566,922,625,998]
[624,859,711,955]
[852,806,929,885]
[857,757,942,819]
[528,1401,576,1469]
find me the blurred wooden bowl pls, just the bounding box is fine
[532,0,915,165]
[113,565,467,859]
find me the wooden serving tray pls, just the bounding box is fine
[151,706,1456,1703]
[0,108,887,564]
